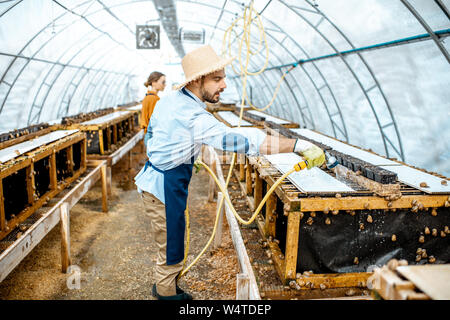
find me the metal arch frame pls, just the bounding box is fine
[179,0,316,127]
[177,15,298,121]
[100,74,130,107]
[0,0,140,120]
[259,5,349,141]
[0,0,98,114]
[401,0,450,64]
[0,0,23,18]
[222,0,344,137]
[434,0,450,20]
[300,0,406,160]
[71,49,135,115]
[28,30,111,124]
[56,42,119,118]
[280,0,405,160]
[78,70,108,114]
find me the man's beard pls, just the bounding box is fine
[201,85,222,103]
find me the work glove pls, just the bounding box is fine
[294,139,325,169]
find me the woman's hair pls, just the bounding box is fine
[144,71,165,87]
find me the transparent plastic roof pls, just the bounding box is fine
[1,0,449,176]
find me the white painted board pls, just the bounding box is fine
[291,128,398,166]
[247,110,290,124]
[80,111,130,125]
[217,111,253,127]
[380,165,449,194]
[125,105,142,111]
[264,152,355,193]
[0,129,79,164]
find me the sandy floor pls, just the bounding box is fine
[0,145,239,300]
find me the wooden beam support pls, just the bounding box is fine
[284,211,300,280]
[60,202,71,273]
[245,158,252,196]
[264,193,277,238]
[100,164,108,213]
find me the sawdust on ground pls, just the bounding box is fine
[0,143,240,300]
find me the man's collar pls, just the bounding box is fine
[182,87,204,105]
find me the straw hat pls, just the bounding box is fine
[174,45,235,90]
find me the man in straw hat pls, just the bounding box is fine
[135,45,325,300]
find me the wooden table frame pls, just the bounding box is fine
[65,111,135,155]
[0,159,109,281]
[231,153,449,294]
[0,131,87,241]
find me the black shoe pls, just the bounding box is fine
[152,283,193,300]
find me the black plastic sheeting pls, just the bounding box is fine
[276,207,450,274]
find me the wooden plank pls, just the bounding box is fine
[101,165,108,213]
[213,192,225,250]
[60,202,71,273]
[236,273,250,300]
[264,193,277,238]
[245,158,252,196]
[299,194,449,212]
[66,145,74,175]
[98,130,104,155]
[396,265,450,300]
[49,152,57,190]
[26,163,35,205]
[0,161,104,282]
[253,172,262,209]
[210,146,260,300]
[0,179,5,231]
[109,129,144,166]
[284,211,300,280]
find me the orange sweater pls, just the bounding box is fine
[140,90,160,132]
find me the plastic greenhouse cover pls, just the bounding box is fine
[0,0,449,179]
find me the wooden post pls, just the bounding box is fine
[66,145,74,176]
[26,163,35,205]
[213,192,225,250]
[81,138,87,170]
[284,211,300,280]
[127,150,132,171]
[239,154,245,182]
[106,166,112,196]
[113,124,118,145]
[254,172,262,209]
[0,179,5,231]
[245,158,252,196]
[101,164,108,213]
[98,130,104,155]
[208,159,217,202]
[60,202,71,273]
[264,193,277,237]
[50,151,58,190]
[236,273,250,300]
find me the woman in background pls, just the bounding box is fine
[141,71,166,146]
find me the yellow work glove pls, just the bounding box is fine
[301,145,325,169]
[294,139,325,169]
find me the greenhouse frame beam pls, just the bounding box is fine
[251,29,450,72]
[28,31,111,125]
[401,0,450,64]
[223,0,343,137]
[434,0,450,20]
[179,14,310,126]
[280,0,405,161]
[0,1,141,117]
[56,42,124,118]
[153,0,185,57]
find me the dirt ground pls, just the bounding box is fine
[0,144,242,300]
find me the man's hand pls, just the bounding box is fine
[294,139,325,169]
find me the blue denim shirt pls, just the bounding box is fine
[134,88,266,204]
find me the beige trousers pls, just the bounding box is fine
[141,191,184,296]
